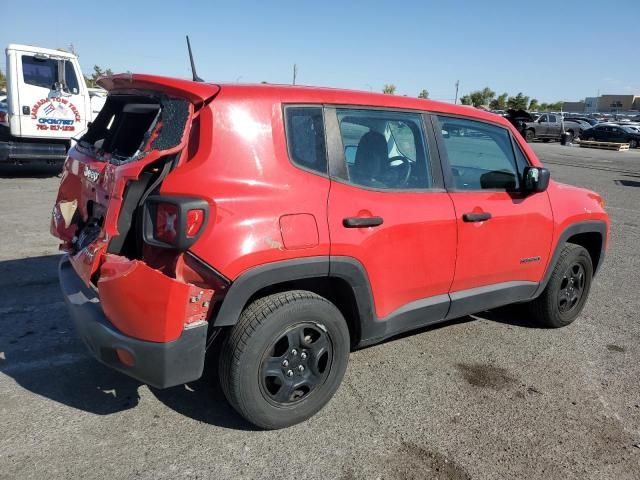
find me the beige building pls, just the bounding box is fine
[598,94,639,112]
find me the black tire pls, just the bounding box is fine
[218,290,350,429]
[525,129,535,143]
[630,139,638,149]
[566,131,574,143]
[587,137,595,142]
[527,243,593,328]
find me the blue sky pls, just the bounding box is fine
[3,0,638,103]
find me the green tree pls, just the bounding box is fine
[489,92,508,110]
[463,87,495,107]
[0,67,6,91]
[507,92,530,110]
[84,65,114,88]
[460,95,472,105]
[418,89,429,99]
[382,84,396,95]
[528,98,539,111]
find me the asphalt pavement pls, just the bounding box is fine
[0,143,639,479]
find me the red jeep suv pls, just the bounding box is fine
[52,75,609,429]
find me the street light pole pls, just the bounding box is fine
[454,80,459,104]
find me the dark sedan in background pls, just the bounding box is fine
[580,124,640,148]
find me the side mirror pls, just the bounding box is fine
[523,166,550,193]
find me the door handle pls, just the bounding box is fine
[343,216,384,228]
[462,212,492,222]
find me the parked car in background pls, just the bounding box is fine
[564,116,599,127]
[580,124,640,148]
[0,93,7,128]
[523,114,585,143]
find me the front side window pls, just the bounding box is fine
[538,115,548,123]
[284,107,327,175]
[21,55,79,93]
[336,108,431,189]
[548,114,557,123]
[437,116,521,191]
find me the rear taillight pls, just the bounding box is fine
[144,196,210,250]
[156,203,179,244]
[0,111,6,123]
[186,209,205,238]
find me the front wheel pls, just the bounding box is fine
[218,291,350,429]
[526,243,593,328]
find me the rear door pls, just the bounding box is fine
[326,107,457,322]
[16,50,87,139]
[433,115,553,314]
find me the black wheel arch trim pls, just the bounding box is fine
[211,255,551,348]
[212,257,330,327]
[533,220,607,298]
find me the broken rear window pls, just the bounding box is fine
[79,94,189,164]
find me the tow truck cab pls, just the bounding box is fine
[1,44,101,165]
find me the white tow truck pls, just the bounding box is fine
[0,44,106,166]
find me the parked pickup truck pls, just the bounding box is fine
[523,113,584,143]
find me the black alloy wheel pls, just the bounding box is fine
[557,262,586,314]
[260,323,332,405]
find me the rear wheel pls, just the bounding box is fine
[218,290,350,429]
[526,243,593,328]
[525,130,535,143]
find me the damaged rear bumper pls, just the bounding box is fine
[58,256,207,388]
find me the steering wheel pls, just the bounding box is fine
[378,155,412,188]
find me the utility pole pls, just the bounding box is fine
[454,80,459,104]
[292,63,297,85]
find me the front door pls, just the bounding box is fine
[536,114,549,137]
[547,114,561,138]
[326,107,457,324]
[16,50,87,140]
[433,115,553,306]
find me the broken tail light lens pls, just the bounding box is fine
[144,196,210,250]
[156,203,180,244]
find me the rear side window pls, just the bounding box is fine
[437,116,521,191]
[284,107,327,175]
[336,108,432,190]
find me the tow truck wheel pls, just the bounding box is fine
[218,290,350,429]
